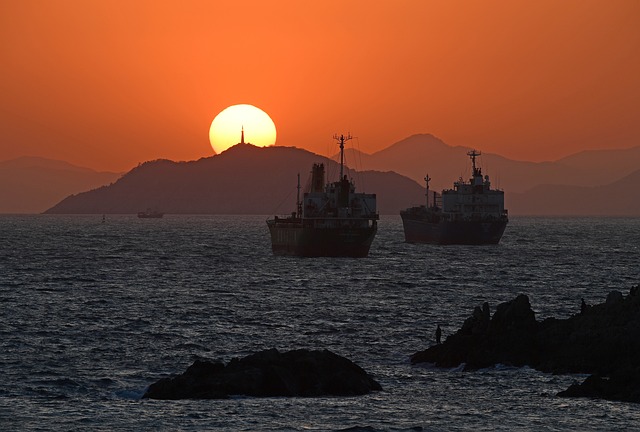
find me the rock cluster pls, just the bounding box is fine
[143,348,381,400]
[557,368,640,402]
[411,294,539,370]
[411,286,640,403]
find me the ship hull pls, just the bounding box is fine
[401,215,507,245]
[267,220,377,257]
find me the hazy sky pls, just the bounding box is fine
[2,0,639,171]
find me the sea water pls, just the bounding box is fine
[1,215,639,431]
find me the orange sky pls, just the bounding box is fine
[1,0,639,172]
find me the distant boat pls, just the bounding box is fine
[400,150,508,245]
[266,134,379,257]
[137,209,164,218]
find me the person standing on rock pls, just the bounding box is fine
[436,324,442,344]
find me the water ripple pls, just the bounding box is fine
[1,215,639,430]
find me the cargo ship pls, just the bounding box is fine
[266,134,379,257]
[400,150,508,245]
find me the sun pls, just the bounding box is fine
[209,104,277,154]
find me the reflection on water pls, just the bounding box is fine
[1,215,639,430]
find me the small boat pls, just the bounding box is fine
[266,134,379,257]
[400,150,508,245]
[137,209,164,218]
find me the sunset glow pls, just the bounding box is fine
[1,1,639,171]
[209,105,277,154]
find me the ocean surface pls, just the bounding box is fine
[1,215,639,431]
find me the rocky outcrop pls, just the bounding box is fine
[411,294,539,370]
[410,286,640,403]
[536,288,640,376]
[557,368,640,403]
[143,348,382,400]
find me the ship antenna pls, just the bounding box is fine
[333,133,352,180]
[424,174,431,208]
[296,172,301,218]
[467,149,481,175]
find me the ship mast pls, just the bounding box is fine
[333,133,352,180]
[467,149,481,175]
[296,173,302,218]
[424,174,431,208]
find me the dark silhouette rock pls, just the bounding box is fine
[606,290,623,305]
[410,286,640,403]
[143,348,382,400]
[460,302,490,335]
[536,286,640,376]
[558,367,640,403]
[411,294,539,370]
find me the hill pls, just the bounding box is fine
[0,157,121,213]
[338,134,640,194]
[508,169,640,216]
[44,144,425,215]
[28,135,640,216]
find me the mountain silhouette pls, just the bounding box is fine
[0,157,121,213]
[337,134,640,194]
[18,135,640,216]
[44,144,425,215]
[509,169,640,216]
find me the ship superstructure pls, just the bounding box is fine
[400,150,508,244]
[267,134,379,257]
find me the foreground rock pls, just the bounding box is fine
[557,368,640,403]
[143,348,382,400]
[411,286,640,403]
[411,294,539,370]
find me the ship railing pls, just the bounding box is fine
[271,213,302,222]
[300,218,375,229]
[301,215,378,221]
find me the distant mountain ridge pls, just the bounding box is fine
[508,169,640,216]
[0,157,121,213]
[10,135,640,216]
[45,145,425,215]
[338,134,640,194]
[333,134,640,215]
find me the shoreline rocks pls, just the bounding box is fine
[557,367,640,403]
[411,294,540,370]
[143,348,382,400]
[411,286,640,403]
